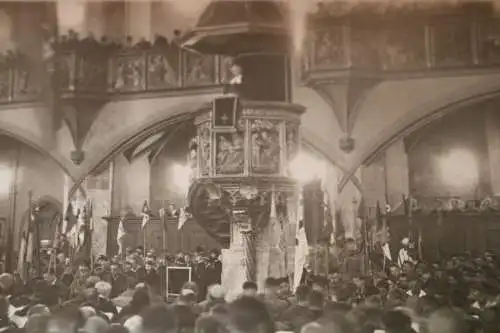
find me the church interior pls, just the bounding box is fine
[0,0,499,293]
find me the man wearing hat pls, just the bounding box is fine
[223,59,245,97]
[397,237,415,268]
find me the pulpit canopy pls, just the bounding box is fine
[181,0,290,55]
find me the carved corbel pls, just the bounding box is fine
[61,98,106,165]
[306,74,380,153]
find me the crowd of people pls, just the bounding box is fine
[0,240,500,333]
[50,29,183,55]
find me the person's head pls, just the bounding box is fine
[110,263,120,277]
[389,266,401,278]
[402,262,414,275]
[84,316,110,333]
[278,279,290,296]
[242,281,258,297]
[382,310,412,333]
[48,305,85,333]
[182,281,199,296]
[178,288,197,306]
[0,273,13,294]
[401,238,410,248]
[263,278,278,295]
[78,263,91,279]
[25,313,50,333]
[227,297,274,333]
[195,314,221,333]
[140,304,177,333]
[123,261,132,272]
[44,269,57,284]
[207,284,225,301]
[28,304,50,317]
[209,249,219,259]
[308,290,324,319]
[130,288,150,311]
[97,256,110,269]
[145,260,155,272]
[95,281,112,299]
[230,63,242,77]
[427,308,470,333]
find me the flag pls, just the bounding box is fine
[63,202,76,235]
[116,218,126,255]
[25,208,36,264]
[334,209,345,241]
[323,191,334,242]
[376,201,392,263]
[141,201,151,229]
[178,207,188,230]
[293,220,308,290]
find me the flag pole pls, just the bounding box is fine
[7,143,20,272]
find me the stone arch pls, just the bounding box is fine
[17,195,63,250]
[72,102,359,195]
[0,124,77,182]
[338,85,500,193]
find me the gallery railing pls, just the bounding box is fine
[302,17,500,76]
[0,46,231,104]
[0,16,499,105]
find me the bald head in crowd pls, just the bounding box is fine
[427,308,471,333]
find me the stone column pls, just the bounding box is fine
[361,155,387,217]
[485,108,500,195]
[112,155,151,215]
[384,138,410,208]
[85,2,106,38]
[125,1,153,41]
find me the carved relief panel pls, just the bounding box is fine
[147,53,179,89]
[250,119,281,175]
[432,21,473,67]
[310,27,346,69]
[285,123,299,162]
[215,131,245,175]
[350,27,380,68]
[77,56,108,92]
[13,65,38,101]
[478,19,500,65]
[0,67,9,102]
[198,122,211,177]
[378,26,427,70]
[111,54,146,92]
[183,52,216,87]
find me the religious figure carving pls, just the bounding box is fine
[78,58,107,91]
[350,28,380,68]
[285,124,299,161]
[0,71,10,101]
[198,123,211,176]
[379,27,426,70]
[216,132,244,175]
[188,137,198,174]
[114,56,145,91]
[250,120,280,174]
[479,20,500,65]
[184,53,214,86]
[147,54,178,88]
[432,23,472,67]
[312,28,345,68]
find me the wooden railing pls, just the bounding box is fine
[55,47,230,96]
[0,16,499,105]
[302,17,500,75]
